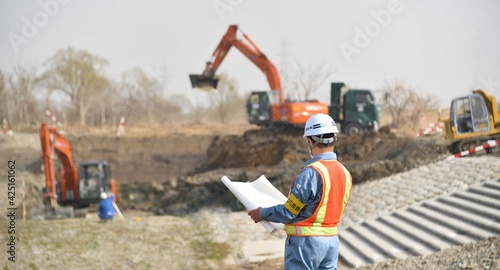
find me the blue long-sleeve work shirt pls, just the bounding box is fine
[98,195,116,219]
[260,152,337,224]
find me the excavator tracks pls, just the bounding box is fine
[339,179,500,268]
[452,133,500,153]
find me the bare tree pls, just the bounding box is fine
[169,94,193,113]
[8,66,37,127]
[120,68,164,124]
[0,70,7,125]
[289,61,334,101]
[40,47,110,126]
[87,79,118,126]
[380,80,438,128]
[208,73,240,123]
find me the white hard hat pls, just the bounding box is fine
[100,192,108,200]
[304,113,339,138]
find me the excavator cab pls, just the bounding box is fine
[247,91,280,125]
[450,94,491,134]
[443,90,500,153]
[77,161,115,207]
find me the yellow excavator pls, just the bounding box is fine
[440,89,500,153]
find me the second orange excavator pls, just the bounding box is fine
[40,122,117,210]
[190,25,328,127]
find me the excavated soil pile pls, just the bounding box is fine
[192,128,449,184]
[129,128,450,216]
[0,127,450,218]
[193,128,306,173]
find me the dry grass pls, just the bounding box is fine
[0,209,245,270]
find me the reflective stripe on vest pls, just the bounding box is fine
[284,160,352,236]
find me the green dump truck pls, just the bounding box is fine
[328,82,380,135]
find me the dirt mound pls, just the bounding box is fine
[338,130,449,184]
[2,127,450,218]
[192,128,448,184]
[138,128,450,216]
[194,128,305,173]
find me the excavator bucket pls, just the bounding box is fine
[189,74,219,90]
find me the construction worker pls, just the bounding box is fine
[98,192,116,222]
[248,113,352,270]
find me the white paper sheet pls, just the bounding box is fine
[221,175,287,233]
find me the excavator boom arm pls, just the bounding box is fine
[195,25,284,103]
[39,123,79,203]
[40,123,57,200]
[203,25,237,77]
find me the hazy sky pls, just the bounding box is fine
[1,0,499,108]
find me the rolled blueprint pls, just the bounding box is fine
[221,175,287,233]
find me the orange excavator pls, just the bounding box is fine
[40,122,117,209]
[190,24,328,126]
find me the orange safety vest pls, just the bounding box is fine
[284,160,352,236]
